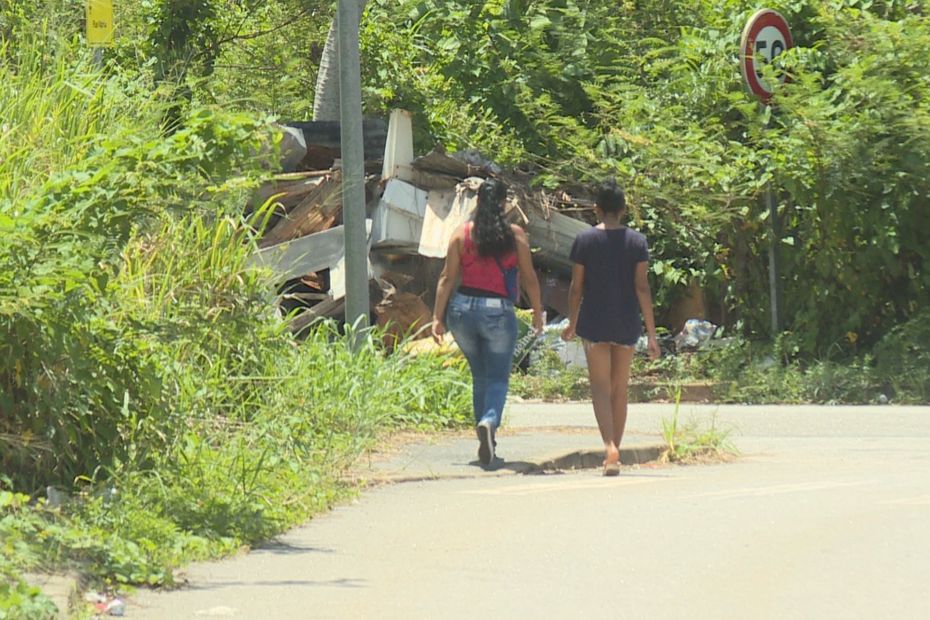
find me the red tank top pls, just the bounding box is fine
[459,222,518,297]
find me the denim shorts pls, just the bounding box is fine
[582,338,635,350]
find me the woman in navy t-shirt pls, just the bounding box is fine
[562,179,660,475]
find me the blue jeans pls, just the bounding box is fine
[446,292,518,433]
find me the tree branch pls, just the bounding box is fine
[211,6,318,48]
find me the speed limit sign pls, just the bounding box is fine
[740,9,793,102]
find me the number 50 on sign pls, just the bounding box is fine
[740,9,793,102]
[86,0,114,47]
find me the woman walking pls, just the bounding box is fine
[432,178,544,466]
[561,179,660,475]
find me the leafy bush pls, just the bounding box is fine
[0,16,471,606]
[510,349,590,401]
[360,0,930,356]
[0,488,60,619]
[0,25,275,489]
[873,309,930,402]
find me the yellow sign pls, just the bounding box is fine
[86,0,114,47]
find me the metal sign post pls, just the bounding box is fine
[337,0,370,339]
[740,9,792,335]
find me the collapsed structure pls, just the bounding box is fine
[247,110,598,343]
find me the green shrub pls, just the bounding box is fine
[361,0,930,354]
[511,349,590,402]
[0,22,278,489]
[0,16,472,596]
[873,310,930,403]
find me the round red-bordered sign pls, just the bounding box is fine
[740,9,793,102]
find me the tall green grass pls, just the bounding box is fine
[0,21,277,488]
[0,18,471,616]
[2,207,470,594]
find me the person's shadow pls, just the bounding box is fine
[467,456,550,474]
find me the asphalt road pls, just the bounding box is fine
[129,403,930,619]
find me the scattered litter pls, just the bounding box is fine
[674,319,717,351]
[635,333,676,356]
[519,318,588,369]
[105,598,126,616]
[45,486,69,509]
[85,591,125,617]
[757,355,777,370]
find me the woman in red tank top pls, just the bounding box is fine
[432,179,543,466]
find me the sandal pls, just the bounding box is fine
[603,461,620,477]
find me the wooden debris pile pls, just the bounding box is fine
[248,113,598,342]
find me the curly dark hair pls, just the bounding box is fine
[471,178,515,257]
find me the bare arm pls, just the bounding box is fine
[634,261,660,359]
[432,231,462,342]
[561,262,584,341]
[513,225,544,332]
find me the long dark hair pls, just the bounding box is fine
[472,178,515,257]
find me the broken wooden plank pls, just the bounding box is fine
[375,290,432,350]
[248,175,329,215]
[289,296,345,336]
[251,224,350,282]
[411,147,470,178]
[393,164,460,190]
[258,175,342,248]
[525,207,590,274]
[411,146,501,179]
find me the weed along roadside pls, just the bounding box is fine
[5,2,930,618]
[7,324,475,618]
[0,31,478,619]
[511,338,927,406]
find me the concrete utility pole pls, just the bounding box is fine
[337,0,369,333]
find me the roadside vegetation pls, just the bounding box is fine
[635,322,930,404]
[2,0,929,617]
[658,389,738,464]
[0,11,469,617]
[512,324,930,405]
[661,403,738,464]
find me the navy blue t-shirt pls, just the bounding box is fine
[569,226,649,345]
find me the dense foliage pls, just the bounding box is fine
[10,0,922,354]
[360,0,930,357]
[0,6,469,616]
[2,0,929,615]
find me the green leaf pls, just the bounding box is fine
[529,14,551,30]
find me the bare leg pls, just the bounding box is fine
[609,345,635,449]
[584,341,619,465]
